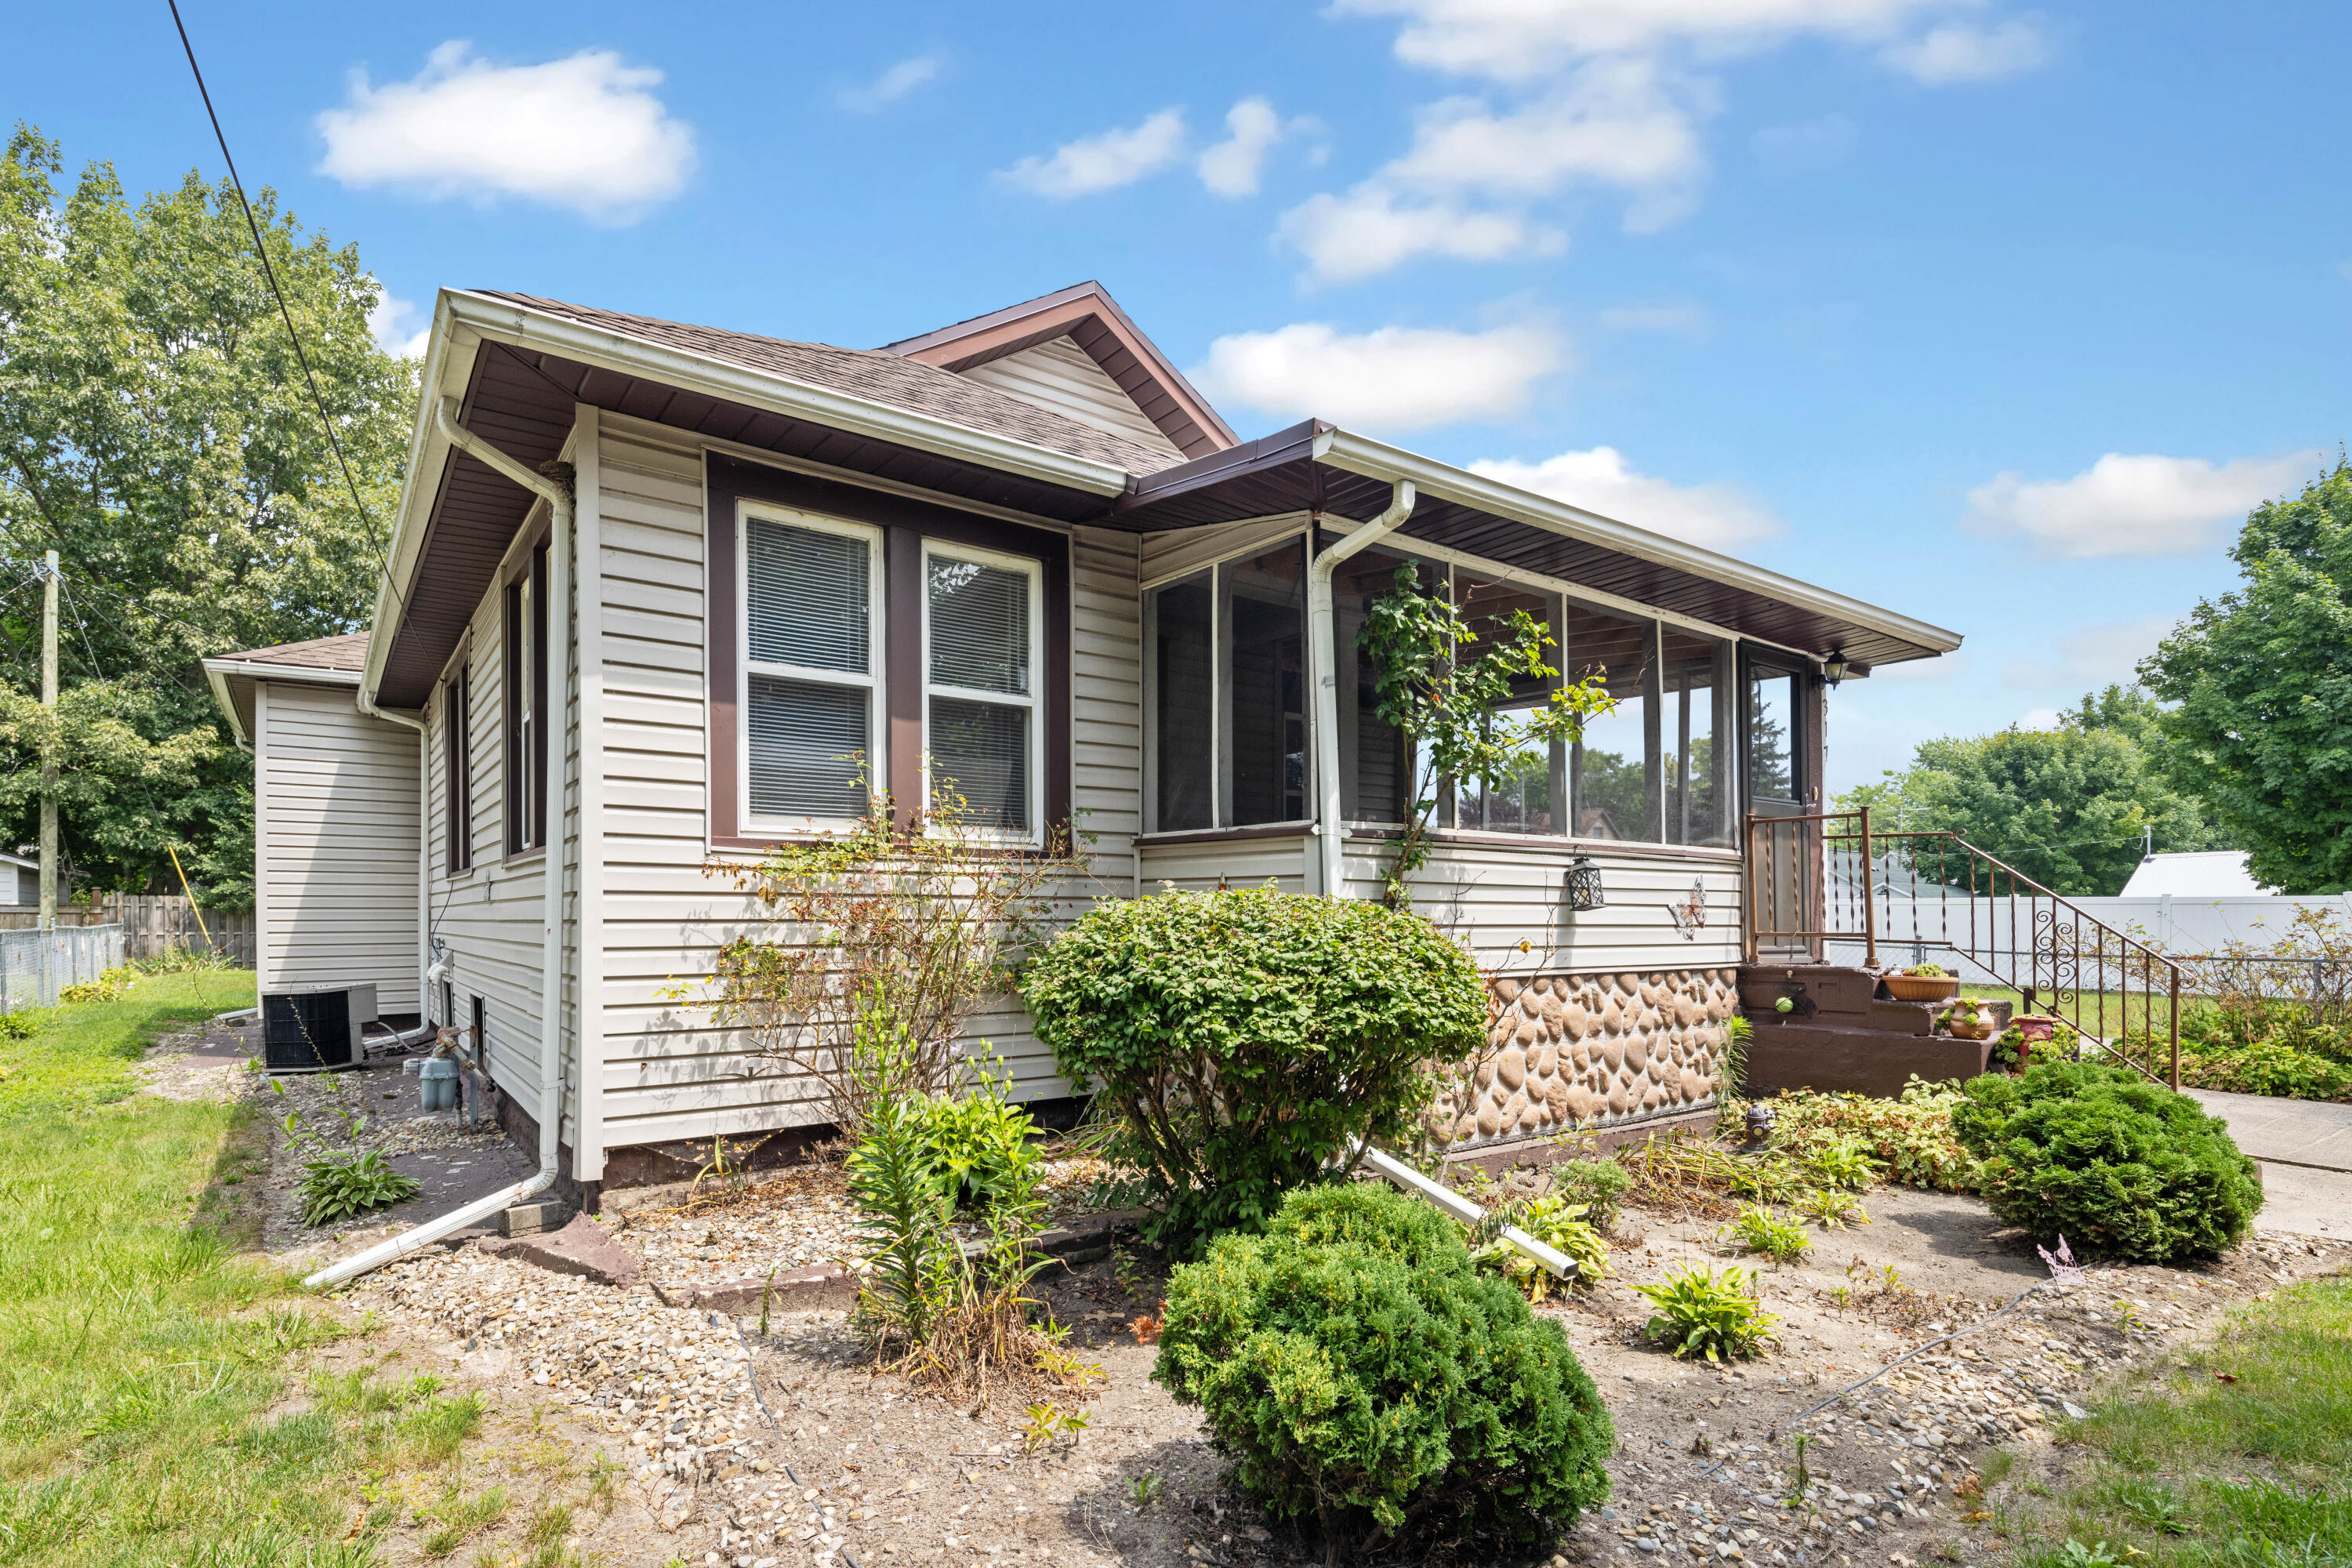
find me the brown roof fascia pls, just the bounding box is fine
[881,281,1240,459]
[1109,419,1326,522]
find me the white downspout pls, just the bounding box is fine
[307,399,573,1289]
[1307,481,1414,900]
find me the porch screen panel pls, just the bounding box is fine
[1564,603,1660,842]
[926,551,1038,834]
[1330,550,1425,826]
[1148,573,1213,831]
[1662,627,1734,847]
[1747,667,1800,803]
[1455,573,1559,833]
[1221,540,1306,826]
[742,514,880,822]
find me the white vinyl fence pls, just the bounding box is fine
[0,924,124,1012]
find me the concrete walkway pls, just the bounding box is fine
[2185,1087,2352,1240]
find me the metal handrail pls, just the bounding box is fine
[1744,808,2184,1087]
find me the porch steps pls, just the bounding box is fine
[1738,964,2008,1099]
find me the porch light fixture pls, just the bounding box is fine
[1824,650,1849,688]
[1566,856,1606,913]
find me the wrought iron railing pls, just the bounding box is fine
[1744,809,2183,1087]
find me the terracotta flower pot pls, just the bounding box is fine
[1884,974,1961,1003]
[1947,1004,1995,1040]
[2011,1014,2062,1043]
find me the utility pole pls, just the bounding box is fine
[38,550,57,932]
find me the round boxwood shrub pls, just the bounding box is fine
[1020,887,1486,1246]
[1951,1060,2262,1261]
[1153,1182,1613,1561]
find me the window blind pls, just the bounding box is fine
[927,557,1030,695]
[748,519,869,673]
[928,695,1029,832]
[747,675,869,821]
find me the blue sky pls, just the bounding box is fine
[13,2,2350,805]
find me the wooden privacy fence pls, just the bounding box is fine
[0,895,256,966]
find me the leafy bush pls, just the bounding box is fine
[1722,1204,1810,1263]
[60,966,136,1005]
[1022,887,1487,1247]
[1951,1062,2263,1261]
[1767,1076,1978,1191]
[0,1007,53,1040]
[1473,1193,1608,1301]
[1798,1138,1881,1191]
[2179,1036,2352,1103]
[1794,1188,1867,1229]
[1552,1157,1632,1229]
[1636,1265,1780,1361]
[1154,1183,1613,1559]
[913,1063,1041,1210]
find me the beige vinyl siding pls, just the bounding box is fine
[1140,514,1309,586]
[254,679,420,1011]
[1136,833,1312,895]
[1343,837,1745,974]
[959,337,1183,463]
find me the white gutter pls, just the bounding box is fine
[1356,1142,1572,1280]
[1308,481,1414,898]
[307,398,575,1289]
[1312,428,1963,659]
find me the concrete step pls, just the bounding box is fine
[1744,1022,1995,1100]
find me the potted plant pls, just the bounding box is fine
[1992,1023,2028,1072]
[1943,998,1996,1040]
[1884,962,1961,1003]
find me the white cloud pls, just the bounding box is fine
[1965,449,2320,558]
[2016,706,2065,731]
[1330,0,1967,84]
[1597,301,1710,336]
[1469,446,1781,552]
[2002,616,2172,691]
[837,51,947,112]
[1882,19,2052,82]
[367,291,430,359]
[1751,111,1857,170]
[1385,60,1707,209]
[317,42,695,221]
[1196,98,1327,197]
[997,109,1188,198]
[1278,186,1563,284]
[1191,321,1566,432]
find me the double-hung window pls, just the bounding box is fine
[504,543,548,855]
[741,507,884,827]
[924,542,1042,839]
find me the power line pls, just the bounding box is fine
[164,0,410,633]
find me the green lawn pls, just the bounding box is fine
[1986,1276,2352,1566]
[0,967,477,1566]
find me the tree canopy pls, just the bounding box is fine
[2142,458,2352,894]
[0,126,413,906]
[1837,686,2228,896]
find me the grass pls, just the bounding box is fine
[1986,1276,2352,1566]
[0,967,398,1566]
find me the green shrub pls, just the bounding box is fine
[1022,887,1487,1247]
[1798,1138,1881,1190]
[1154,1183,1612,1559]
[0,1007,53,1041]
[1767,1076,1977,1191]
[1951,1062,2263,1261]
[1552,1157,1632,1229]
[2178,1036,2352,1103]
[913,1069,1040,1210]
[1636,1265,1780,1361]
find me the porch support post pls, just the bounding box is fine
[1308,482,1414,900]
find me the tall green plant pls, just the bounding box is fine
[1357,564,1616,906]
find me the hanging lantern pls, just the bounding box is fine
[1566,856,1606,912]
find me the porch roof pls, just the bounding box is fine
[366,290,1958,709]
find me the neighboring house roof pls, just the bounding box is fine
[470,291,1184,476]
[2118,851,2273,897]
[881,281,1238,459]
[202,632,371,744]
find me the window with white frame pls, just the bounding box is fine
[924,543,1041,837]
[741,507,883,824]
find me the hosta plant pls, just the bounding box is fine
[1473,1193,1610,1301]
[1636,1265,1780,1361]
[272,1080,421,1227]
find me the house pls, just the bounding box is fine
[2118,851,2270,898]
[0,851,54,910]
[209,281,1959,1206]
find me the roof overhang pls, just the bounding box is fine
[364,289,1136,709]
[882,281,1238,459]
[1106,421,1962,669]
[202,657,363,746]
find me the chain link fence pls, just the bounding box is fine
[0,924,125,1011]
